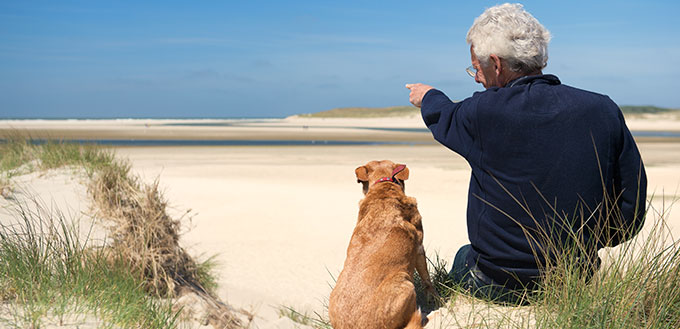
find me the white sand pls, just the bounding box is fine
[0,167,108,247]
[116,142,680,327]
[112,145,470,326]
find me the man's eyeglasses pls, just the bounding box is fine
[465,65,477,78]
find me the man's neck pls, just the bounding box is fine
[500,70,542,87]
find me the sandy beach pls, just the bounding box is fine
[114,143,680,325]
[2,116,680,328]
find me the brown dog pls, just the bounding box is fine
[329,160,437,329]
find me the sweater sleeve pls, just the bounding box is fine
[420,89,477,158]
[606,112,647,247]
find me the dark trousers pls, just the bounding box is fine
[449,244,533,305]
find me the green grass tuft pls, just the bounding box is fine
[528,210,680,329]
[278,306,332,329]
[0,199,181,328]
[194,255,220,296]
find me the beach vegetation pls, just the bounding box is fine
[278,306,332,329]
[413,252,452,312]
[0,199,181,328]
[0,137,245,328]
[434,191,680,328]
[526,199,680,329]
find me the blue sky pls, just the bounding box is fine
[1,1,679,118]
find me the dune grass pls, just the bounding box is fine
[278,306,332,329]
[527,201,680,329]
[0,136,114,174]
[442,193,680,328]
[0,137,243,328]
[0,198,181,328]
[426,188,679,328]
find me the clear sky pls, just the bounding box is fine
[1,1,679,118]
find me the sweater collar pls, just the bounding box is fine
[506,74,561,88]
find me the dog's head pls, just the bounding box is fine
[355,160,409,194]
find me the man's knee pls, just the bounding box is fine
[448,244,473,284]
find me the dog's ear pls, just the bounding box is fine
[394,164,409,181]
[355,165,369,183]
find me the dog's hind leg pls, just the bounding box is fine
[415,245,439,299]
[375,271,421,329]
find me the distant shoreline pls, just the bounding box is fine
[2,115,680,146]
[0,117,285,121]
[2,104,676,122]
[0,138,431,147]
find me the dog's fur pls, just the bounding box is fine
[329,160,437,329]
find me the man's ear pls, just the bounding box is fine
[490,54,503,76]
[394,164,409,181]
[355,166,369,183]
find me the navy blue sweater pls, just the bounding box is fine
[421,74,647,288]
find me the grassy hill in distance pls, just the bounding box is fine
[619,105,678,114]
[295,105,677,118]
[297,106,419,118]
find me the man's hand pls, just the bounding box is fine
[405,83,434,108]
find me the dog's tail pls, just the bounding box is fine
[404,310,424,329]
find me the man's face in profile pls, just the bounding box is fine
[470,46,500,89]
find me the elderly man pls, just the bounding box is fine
[407,3,646,304]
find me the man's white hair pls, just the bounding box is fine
[466,3,551,73]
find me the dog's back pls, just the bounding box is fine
[329,161,433,329]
